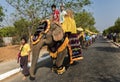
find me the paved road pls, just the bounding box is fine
[1,37,120,82]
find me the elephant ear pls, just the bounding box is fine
[52,24,64,41]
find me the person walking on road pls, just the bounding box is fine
[85,33,90,49]
[19,36,31,80]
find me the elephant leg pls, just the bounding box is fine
[55,48,67,74]
[56,48,67,67]
[51,58,57,72]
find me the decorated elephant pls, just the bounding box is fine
[29,20,73,80]
[30,20,83,80]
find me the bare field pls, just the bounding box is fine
[0,45,20,63]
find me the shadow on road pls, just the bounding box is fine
[99,41,110,43]
[98,74,120,82]
[95,47,120,53]
[35,55,72,74]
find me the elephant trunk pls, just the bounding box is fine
[30,39,45,80]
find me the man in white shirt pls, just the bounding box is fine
[60,3,67,24]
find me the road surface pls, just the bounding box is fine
[1,37,120,82]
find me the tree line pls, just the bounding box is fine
[103,17,120,35]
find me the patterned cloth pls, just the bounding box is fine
[49,37,68,58]
[68,33,82,60]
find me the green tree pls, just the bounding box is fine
[14,18,30,38]
[89,26,99,33]
[114,17,120,33]
[75,10,95,29]
[6,0,91,19]
[103,17,120,35]
[0,26,16,37]
[0,6,5,25]
[115,17,120,26]
[64,0,91,12]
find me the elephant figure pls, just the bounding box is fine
[30,20,73,80]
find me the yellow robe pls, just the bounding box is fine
[20,44,31,56]
[62,16,77,33]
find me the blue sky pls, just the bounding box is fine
[86,0,120,32]
[0,0,15,26]
[1,0,120,32]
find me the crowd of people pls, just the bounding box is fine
[78,31,97,49]
[107,33,120,42]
